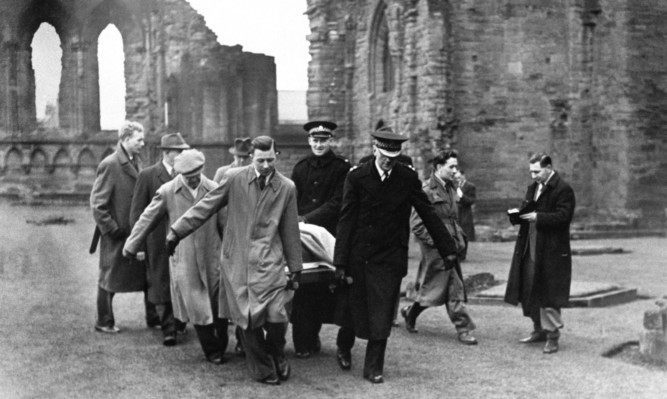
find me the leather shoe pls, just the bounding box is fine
[259,375,280,386]
[543,339,559,354]
[336,349,352,370]
[274,357,291,381]
[295,351,311,359]
[206,352,225,365]
[400,306,418,333]
[457,331,478,345]
[95,325,120,334]
[163,335,176,347]
[365,374,384,384]
[519,331,547,344]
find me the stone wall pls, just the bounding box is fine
[307,0,667,227]
[0,0,277,194]
[640,298,667,363]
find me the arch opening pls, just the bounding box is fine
[98,24,126,130]
[31,23,62,128]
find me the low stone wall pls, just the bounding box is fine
[640,298,667,363]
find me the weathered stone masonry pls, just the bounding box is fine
[307,0,667,227]
[0,0,277,192]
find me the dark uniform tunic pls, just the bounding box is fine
[291,150,350,235]
[334,161,458,340]
[289,150,350,353]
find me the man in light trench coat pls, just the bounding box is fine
[129,132,190,346]
[90,121,159,333]
[124,149,229,364]
[166,136,303,385]
[403,150,478,345]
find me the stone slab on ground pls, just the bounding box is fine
[470,281,638,307]
[571,246,627,255]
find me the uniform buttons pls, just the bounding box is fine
[312,199,317,203]
[314,181,319,185]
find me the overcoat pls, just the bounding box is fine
[130,161,173,304]
[504,171,575,311]
[411,174,467,306]
[458,180,476,241]
[90,143,146,293]
[170,165,303,330]
[125,175,226,325]
[291,150,350,235]
[334,161,458,340]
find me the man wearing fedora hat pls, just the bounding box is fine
[213,137,253,183]
[289,120,355,362]
[212,136,253,356]
[129,132,189,345]
[333,127,459,384]
[125,149,229,364]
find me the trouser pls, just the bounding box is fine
[292,318,322,353]
[408,299,476,333]
[336,326,356,353]
[240,322,288,381]
[530,307,563,333]
[363,339,388,378]
[96,286,158,327]
[194,317,229,358]
[155,302,186,337]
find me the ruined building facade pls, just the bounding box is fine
[307,0,667,227]
[0,0,277,194]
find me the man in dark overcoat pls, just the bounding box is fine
[290,120,354,363]
[130,132,189,345]
[334,127,459,383]
[90,120,158,333]
[504,152,575,354]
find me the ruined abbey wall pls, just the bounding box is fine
[307,0,667,227]
[0,0,277,193]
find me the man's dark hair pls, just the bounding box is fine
[431,149,458,167]
[529,152,552,168]
[251,136,278,154]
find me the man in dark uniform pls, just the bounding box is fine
[290,121,355,362]
[334,127,459,383]
[130,132,189,346]
[504,152,575,354]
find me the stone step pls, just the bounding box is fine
[469,281,638,307]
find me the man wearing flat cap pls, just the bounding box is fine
[129,132,189,345]
[166,136,302,385]
[213,137,253,183]
[289,120,355,362]
[125,149,229,364]
[333,127,459,384]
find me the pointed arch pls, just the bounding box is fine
[77,148,97,177]
[31,23,63,127]
[53,148,73,178]
[98,24,126,130]
[5,147,24,174]
[30,148,48,174]
[369,0,394,94]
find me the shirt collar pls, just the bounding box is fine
[542,170,555,186]
[162,160,173,175]
[374,162,391,179]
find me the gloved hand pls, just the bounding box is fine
[444,254,458,271]
[166,230,180,257]
[136,251,146,261]
[286,271,302,290]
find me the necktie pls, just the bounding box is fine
[259,175,267,190]
[382,171,389,182]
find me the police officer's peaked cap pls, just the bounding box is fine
[303,120,338,138]
[371,127,408,158]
